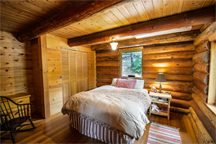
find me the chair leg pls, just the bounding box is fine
[29,118,36,129]
[10,130,15,144]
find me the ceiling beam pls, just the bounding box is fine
[16,0,122,42]
[68,6,215,47]
[194,22,216,45]
[91,30,200,51]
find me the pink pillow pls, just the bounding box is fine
[116,78,136,89]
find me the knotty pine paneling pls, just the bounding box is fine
[42,34,96,116]
[0,31,35,113]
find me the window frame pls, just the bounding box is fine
[120,49,143,79]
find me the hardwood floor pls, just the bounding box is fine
[1,112,198,144]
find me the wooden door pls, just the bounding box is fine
[61,50,88,103]
[61,50,70,104]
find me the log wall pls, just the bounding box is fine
[96,42,195,112]
[188,23,216,143]
[192,41,209,102]
[96,50,120,87]
[143,42,195,113]
[0,31,35,113]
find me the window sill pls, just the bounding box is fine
[206,104,216,115]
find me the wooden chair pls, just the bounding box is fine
[0,96,36,144]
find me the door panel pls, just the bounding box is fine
[61,50,88,99]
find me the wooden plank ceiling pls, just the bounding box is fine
[0,0,215,40]
[49,0,215,39]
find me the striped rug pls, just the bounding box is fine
[147,122,182,144]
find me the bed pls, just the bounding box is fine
[62,82,151,144]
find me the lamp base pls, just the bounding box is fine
[159,83,162,93]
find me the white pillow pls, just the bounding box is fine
[111,78,118,86]
[134,80,145,89]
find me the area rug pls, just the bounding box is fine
[147,122,182,144]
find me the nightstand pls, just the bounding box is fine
[149,92,172,120]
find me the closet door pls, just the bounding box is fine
[61,50,88,103]
[70,51,77,95]
[61,50,70,104]
[77,52,88,92]
[82,53,88,91]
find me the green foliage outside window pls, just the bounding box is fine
[130,52,142,74]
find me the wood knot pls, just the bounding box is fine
[4,47,7,49]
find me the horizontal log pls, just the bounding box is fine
[142,73,193,81]
[171,99,190,108]
[193,80,208,94]
[144,83,193,93]
[96,66,119,71]
[170,106,189,114]
[195,41,210,53]
[143,60,195,68]
[208,31,216,41]
[96,78,112,83]
[97,70,119,75]
[192,94,216,129]
[143,43,195,54]
[192,50,210,64]
[97,74,120,79]
[188,113,206,144]
[96,82,110,87]
[194,63,209,73]
[171,92,192,101]
[96,61,119,66]
[96,51,119,57]
[192,93,207,104]
[96,55,119,62]
[69,7,215,47]
[143,78,193,86]
[189,107,214,143]
[194,22,216,46]
[193,71,209,85]
[143,67,194,75]
[91,31,199,50]
[143,51,196,60]
[190,100,216,142]
[192,87,208,102]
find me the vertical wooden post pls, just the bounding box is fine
[208,41,216,104]
[39,35,50,118]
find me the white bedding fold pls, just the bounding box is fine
[62,85,151,140]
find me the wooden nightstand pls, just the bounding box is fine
[149,92,172,120]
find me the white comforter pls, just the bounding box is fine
[62,85,151,140]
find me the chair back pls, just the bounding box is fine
[0,96,30,130]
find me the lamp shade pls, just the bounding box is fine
[110,42,118,50]
[155,73,167,82]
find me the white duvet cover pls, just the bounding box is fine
[62,85,151,140]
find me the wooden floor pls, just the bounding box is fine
[1,112,198,144]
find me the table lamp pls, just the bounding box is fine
[155,73,167,93]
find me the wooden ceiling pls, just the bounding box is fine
[0,0,76,33]
[50,0,215,39]
[0,0,215,40]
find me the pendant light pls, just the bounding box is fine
[110,38,118,50]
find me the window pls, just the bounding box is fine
[121,51,142,78]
